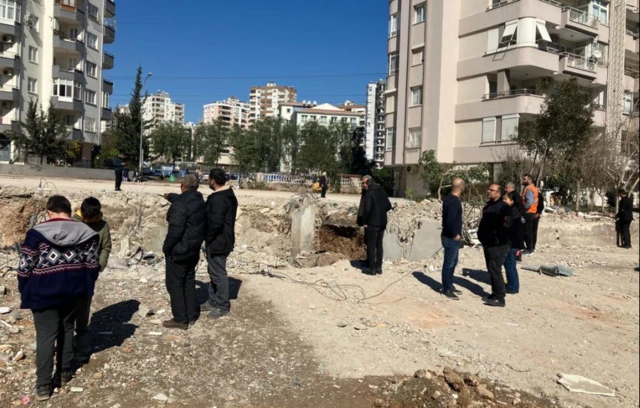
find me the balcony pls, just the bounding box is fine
[105,0,116,17]
[560,53,598,80]
[52,65,84,83]
[0,86,18,101]
[0,50,18,69]
[103,51,114,69]
[103,79,113,94]
[53,36,84,54]
[104,19,116,44]
[102,107,113,121]
[626,28,639,54]
[51,97,83,112]
[54,0,85,23]
[0,112,18,134]
[456,89,544,122]
[67,127,83,141]
[560,7,599,36]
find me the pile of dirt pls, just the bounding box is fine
[375,367,556,408]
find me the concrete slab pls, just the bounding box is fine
[407,221,442,262]
[291,206,316,257]
[143,225,168,254]
[383,231,405,261]
[557,374,615,397]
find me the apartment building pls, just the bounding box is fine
[203,97,250,130]
[365,80,387,167]
[249,82,297,122]
[386,0,639,195]
[277,101,317,122]
[143,91,185,133]
[290,103,365,129]
[0,0,116,163]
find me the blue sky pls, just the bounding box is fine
[107,0,388,123]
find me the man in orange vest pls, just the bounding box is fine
[521,174,539,254]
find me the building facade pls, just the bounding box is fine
[290,103,365,129]
[249,82,297,123]
[0,0,116,163]
[386,0,639,195]
[365,80,387,167]
[203,97,250,129]
[277,101,317,122]
[143,91,184,132]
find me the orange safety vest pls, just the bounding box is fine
[521,185,539,214]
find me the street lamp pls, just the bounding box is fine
[138,72,153,181]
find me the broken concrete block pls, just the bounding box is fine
[143,226,168,255]
[557,373,615,396]
[0,286,6,297]
[137,304,155,317]
[291,205,316,257]
[383,231,404,261]
[408,221,442,262]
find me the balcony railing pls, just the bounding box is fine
[627,27,640,37]
[565,7,598,27]
[487,0,563,11]
[566,53,597,72]
[482,88,540,100]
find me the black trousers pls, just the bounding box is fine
[619,221,632,248]
[166,255,199,324]
[523,213,535,250]
[33,302,77,387]
[483,244,510,300]
[74,296,92,337]
[114,169,123,190]
[321,187,327,198]
[365,226,385,269]
[206,251,230,312]
[532,216,540,250]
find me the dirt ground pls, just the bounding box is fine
[0,176,638,408]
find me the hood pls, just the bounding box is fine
[211,185,231,194]
[33,219,98,246]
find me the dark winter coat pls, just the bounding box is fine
[205,185,238,256]
[163,189,207,261]
[617,196,634,223]
[478,199,513,248]
[319,175,328,189]
[507,206,525,250]
[357,184,392,229]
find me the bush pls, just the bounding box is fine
[405,187,425,202]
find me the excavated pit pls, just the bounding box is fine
[318,225,365,260]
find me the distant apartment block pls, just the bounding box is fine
[386,0,639,195]
[203,97,250,129]
[338,100,367,115]
[365,80,387,168]
[277,101,318,122]
[143,91,185,132]
[0,0,117,164]
[290,103,365,129]
[249,82,297,122]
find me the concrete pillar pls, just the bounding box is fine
[497,70,511,92]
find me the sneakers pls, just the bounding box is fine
[484,297,506,307]
[162,319,188,330]
[36,385,52,401]
[207,308,229,320]
[443,290,460,301]
[199,301,216,313]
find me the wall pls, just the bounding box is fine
[0,164,114,180]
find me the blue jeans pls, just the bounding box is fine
[504,248,520,293]
[441,236,460,292]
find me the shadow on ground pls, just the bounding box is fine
[86,299,139,357]
[412,271,489,298]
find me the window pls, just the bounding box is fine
[385,128,394,150]
[28,46,38,63]
[103,91,110,107]
[87,33,98,49]
[624,91,633,114]
[501,114,519,141]
[67,57,79,71]
[535,19,552,42]
[414,3,426,24]
[85,90,97,105]
[86,62,97,77]
[487,28,500,52]
[85,117,97,133]
[88,3,99,20]
[499,20,518,48]
[406,128,422,149]
[27,77,37,94]
[69,28,80,40]
[389,13,398,37]
[591,0,608,25]
[0,0,21,22]
[30,15,39,32]
[412,48,424,65]
[319,116,327,124]
[411,87,423,106]
[386,95,395,112]
[52,79,82,101]
[482,117,497,143]
[74,82,82,100]
[388,53,399,75]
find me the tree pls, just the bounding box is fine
[149,122,190,165]
[419,149,490,201]
[228,118,295,173]
[112,66,151,167]
[516,78,595,182]
[10,100,69,165]
[297,121,340,175]
[229,125,258,173]
[194,120,228,166]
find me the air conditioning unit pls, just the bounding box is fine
[2,101,11,109]
[1,35,14,43]
[3,69,13,77]
[406,165,418,174]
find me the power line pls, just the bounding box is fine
[105,73,386,81]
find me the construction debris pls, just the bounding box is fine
[557,373,616,397]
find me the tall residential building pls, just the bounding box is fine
[365,80,387,167]
[0,0,116,163]
[143,91,185,132]
[203,97,250,129]
[386,0,639,195]
[249,82,297,122]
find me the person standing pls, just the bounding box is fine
[532,189,545,251]
[505,183,524,214]
[72,197,112,360]
[357,176,392,275]
[478,184,513,307]
[162,175,206,329]
[18,196,100,401]
[319,172,328,198]
[520,174,539,254]
[616,189,634,249]
[112,153,126,191]
[201,168,238,319]
[440,178,465,300]
[502,191,524,295]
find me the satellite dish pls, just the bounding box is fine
[592,50,603,59]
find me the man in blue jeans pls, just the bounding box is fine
[441,178,465,300]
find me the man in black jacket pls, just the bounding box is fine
[357,176,392,275]
[162,174,206,329]
[441,178,465,300]
[478,184,513,307]
[201,168,238,319]
[112,153,126,192]
[616,189,634,249]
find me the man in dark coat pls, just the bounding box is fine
[319,172,328,198]
[357,176,392,275]
[162,174,207,329]
[201,168,239,319]
[478,184,513,307]
[112,153,126,192]
[616,189,634,249]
